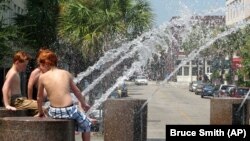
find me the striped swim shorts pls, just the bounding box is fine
[48,104,91,132]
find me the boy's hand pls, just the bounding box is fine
[5,105,17,111]
[82,103,90,112]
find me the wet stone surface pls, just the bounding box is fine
[0,107,30,117]
[0,117,75,141]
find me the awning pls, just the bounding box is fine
[232,57,242,70]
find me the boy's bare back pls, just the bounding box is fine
[39,68,73,107]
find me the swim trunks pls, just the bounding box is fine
[48,104,91,132]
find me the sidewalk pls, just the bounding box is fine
[75,133,104,141]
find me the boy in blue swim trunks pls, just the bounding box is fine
[36,49,92,141]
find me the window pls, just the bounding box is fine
[207,60,211,65]
[191,60,196,65]
[176,60,181,66]
[192,67,197,76]
[177,67,182,76]
[184,67,189,76]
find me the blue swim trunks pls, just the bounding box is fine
[48,104,91,132]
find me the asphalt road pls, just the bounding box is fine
[128,81,210,140]
[76,81,211,141]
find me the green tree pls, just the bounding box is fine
[58,0,153,62]
[14,0,59,49]
[239,25,250,86]
[0,0,23,66]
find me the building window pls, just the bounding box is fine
[192,67,197,76]
[18,7,20,14]
[207,67,210,73]
[184,67,189,76]
[176,60,181,66]
[177,67,182,76]
[207,60,211,65]
[191,60,196,65]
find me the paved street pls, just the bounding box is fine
[76,81,211,141]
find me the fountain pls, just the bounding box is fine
[65,2,250,140]
[1,1,250,141]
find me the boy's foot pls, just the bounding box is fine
[89,118,98,125]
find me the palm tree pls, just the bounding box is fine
[57,0,153,62]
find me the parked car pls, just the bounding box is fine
[109,83,128,98]
[189,81,202,92]
[135,76,148,85]
[237,87,250,97]
[118,82,128,97]
[228,87,250,98]
[195,82,205,95]
[109,89,121,99]
[214,84,236,97]
[201,84,216,98]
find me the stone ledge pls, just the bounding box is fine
[0,117,75,141]
[0,107,31,117]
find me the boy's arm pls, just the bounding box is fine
[2,73,17,110]
[27,70,37,99]
[70,76,90,111]
[37,76,45,117]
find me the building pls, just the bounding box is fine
[1,0,26,25]
[168,15,225,83]
[226,0,250,26]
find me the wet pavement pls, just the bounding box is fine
[75,133,104,141]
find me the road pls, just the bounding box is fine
[76,81,211,141]
[128,81,210,140]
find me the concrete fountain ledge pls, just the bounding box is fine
[0,107,31,117]
[210,97,250,125]
[0,117,75,141]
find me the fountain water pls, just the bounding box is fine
[66,2,250,121]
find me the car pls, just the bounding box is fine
[135,76,148,85]
[237,87,250,97]
[108,83,128,98]
[201,84,216,98]
[214,84,236,97]
[195,82,205,95]
[229,87,250,98]
[189,81,202,92]
[109,88,121,99]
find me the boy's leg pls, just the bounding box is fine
[82,132,90,141]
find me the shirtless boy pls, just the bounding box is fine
[36,49,92,141]
[2,51,38,115]
[28,48,48,100]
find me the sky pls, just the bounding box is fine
[149,0,226,26]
